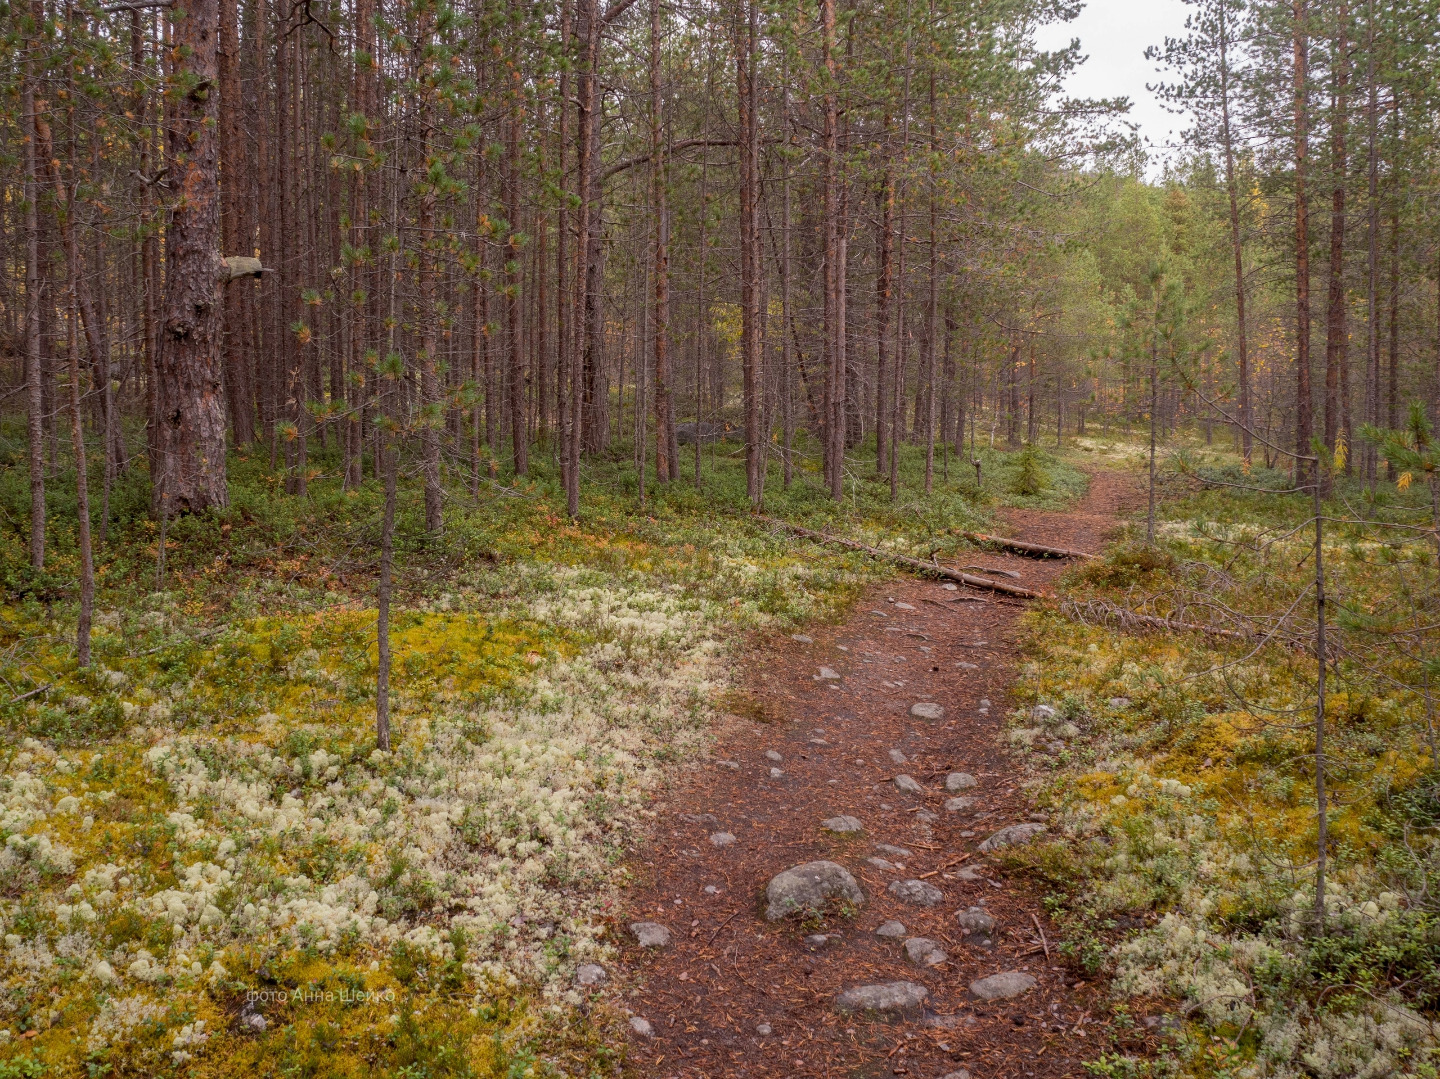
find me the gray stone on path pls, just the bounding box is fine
[629,921,672,947]
[946,772,978,791]
[629,1016,654,1037]
[805,933,837,948]
[943,1071,972,1079]
[875,920,907,939]
[769,767,784,779]
[941,583,959,591]
[834,982,929,1017]
[956,661,979,670]
[822,814,863,834]
[1031,704,1059,723]
[791,634,814,644]
[914,809,938,824]
[969,971,1037,1000]
[574,963,607,987]
[904,937,948,967]
[756,1022,773,1036]
[818,667,841,680]
[945,797,974,813]
[895,602,916,610]
[764,860,865,921]
[909,702,945,721]
[765,749,784,762]
[866,857,897,871]
[955,907,995,934]
[978,822,1047,853]
[888,748,908,765]
[716,760,740,770]
[710,831,737,847]
[875,843,912,858]
[888,879,944,907]
[954,866,984,882]
[893,774,924,795]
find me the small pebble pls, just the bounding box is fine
[769,767,784,779]
[703,884,723,894]
[875,843,912,857]
[710,832,736,847]
[888,748,907,764]
[818,667,841,680]
[756,1022,773,1036]
[895,602,916,610]
[875,919,907,939]
[629,1016,654,1037]
[716,760,740,770]
[909,702,945,721]
[765,749,783,762]
[822,815,864,834]
[791,634,814,644]
[941,583,958,591]
[956,661,978,670]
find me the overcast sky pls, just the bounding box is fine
[1032,0,1194,173]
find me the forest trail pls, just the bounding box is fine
[617,470,1137,1079]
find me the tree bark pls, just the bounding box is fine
[651,0,676,483]
[1293,0,1313,482]
[23,17,45,570]
[875,148,893,475]
[151,0,229,516]
[1322,1,1348,492]
[505,74,528,477]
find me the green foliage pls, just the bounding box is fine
[1010,444,1051,495]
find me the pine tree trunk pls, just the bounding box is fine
[23,19,45,570]
[1293,0,1313,482]
[154,0,229,516]
[1322,2,1348,493]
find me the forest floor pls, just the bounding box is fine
[616,470,1136,1079]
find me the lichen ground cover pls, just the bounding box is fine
[0,509,876,1077]
[1007,482,1440,1078]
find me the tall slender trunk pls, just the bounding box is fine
[65,260,94,666]
[780,75,793,488]
[1322,2,1348,493]
[875,146,893,475]
[505,73,528,477]
[1362,0,1379,486]
[23,14,45,570]
[1218,1,1252,466]
[1293,0,1313,480]
[738,0,762,506]
[923,46,937,494]
[557,0,572,495]
[821,0,840,497]
[417,30,443,529]
[651,0,675,484]
[1387,201,1399,428]
[375,432,395,751]
[567,0,598,515]
[219,0,253,446]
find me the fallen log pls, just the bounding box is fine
[754,515,1048,599]
[958,531,1095,560]
[1060,597,1252,640]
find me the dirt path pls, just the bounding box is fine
[616,471,1135,1079]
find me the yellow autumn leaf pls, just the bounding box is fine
[1398,471,1413,491]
